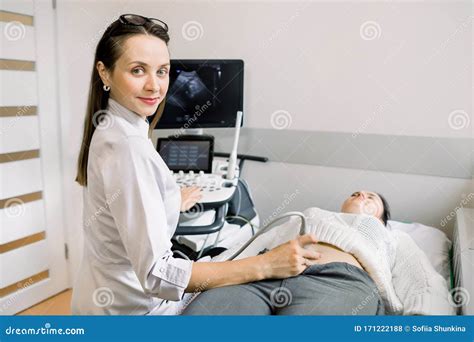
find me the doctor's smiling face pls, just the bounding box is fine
[341,191,390,226]
[97,34,170,119]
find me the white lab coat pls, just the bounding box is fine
[71,98,193,315]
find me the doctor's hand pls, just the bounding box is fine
[180,186,203,212]
[259,234,321,279]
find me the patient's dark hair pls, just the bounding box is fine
[377,193,391,226]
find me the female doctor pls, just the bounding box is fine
[71,14,321,315]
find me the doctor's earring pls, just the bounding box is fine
[103,84,110,92]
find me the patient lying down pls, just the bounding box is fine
[303,191,389,270]
[182,191,454,316]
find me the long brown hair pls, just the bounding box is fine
[75,17,169,187]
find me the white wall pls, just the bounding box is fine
[166,1,472,139]
[54,0,473,285]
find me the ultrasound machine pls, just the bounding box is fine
[151,59,267,260]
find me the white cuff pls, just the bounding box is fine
[151,257,193,301]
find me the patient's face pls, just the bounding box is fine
[340,191,384,222]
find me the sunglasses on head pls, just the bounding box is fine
[115,14,168,32]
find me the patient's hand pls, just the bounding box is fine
[260,234,322,279]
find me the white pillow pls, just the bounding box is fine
[386,220,452,282]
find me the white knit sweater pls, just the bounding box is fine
[220,207,454,315]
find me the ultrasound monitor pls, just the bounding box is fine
[157,135,214,173]
[152,59,244,129]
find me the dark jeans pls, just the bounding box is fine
[182,262,385,315]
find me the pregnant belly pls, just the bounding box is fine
[306,242,364,270]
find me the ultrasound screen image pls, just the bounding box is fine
[166,69,216,120]
[154,60,244,129]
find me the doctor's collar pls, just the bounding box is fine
[107,98,149,138]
